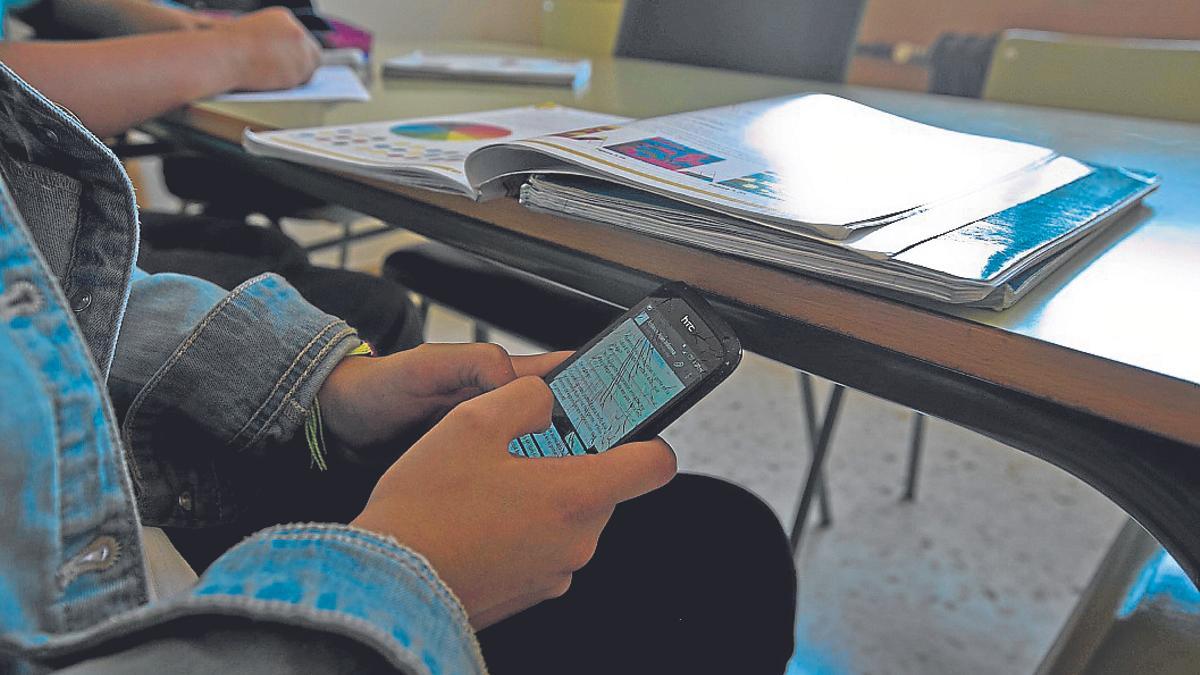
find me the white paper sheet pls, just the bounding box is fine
[212,65,370,103]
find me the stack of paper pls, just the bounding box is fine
[519,167,1153,308]
[213,65,370,103]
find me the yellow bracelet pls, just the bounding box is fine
[348,341,374,357]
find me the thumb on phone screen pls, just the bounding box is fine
[554,438,678,506]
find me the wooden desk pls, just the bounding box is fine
[149,41,1200,581]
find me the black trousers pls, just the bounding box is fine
[478,474,797,675]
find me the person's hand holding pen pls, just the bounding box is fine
[89,2,324,92]
[217,7,322,91]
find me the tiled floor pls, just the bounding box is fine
[131,160,1128,673]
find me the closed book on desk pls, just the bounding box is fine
[383,52,592,88]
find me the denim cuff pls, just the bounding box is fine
[123,272,358,451]
[190,524,486,675]
[118,272,360,525]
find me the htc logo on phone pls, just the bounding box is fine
[680,315,697,333]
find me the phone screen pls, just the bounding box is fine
[509,296,722,457]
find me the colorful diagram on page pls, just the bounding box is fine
[718,171,781,199]
[604,136,725,171]
[389,121,511,141]
[294,128,470,162]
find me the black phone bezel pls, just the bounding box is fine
[537,281,742,450]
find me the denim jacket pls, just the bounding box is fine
[0,63,484,674]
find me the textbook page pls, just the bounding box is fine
[470,94,1084,237]
[213,65,370,103]
[244,105,628,198]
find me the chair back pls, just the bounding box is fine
[614,0,866,82]
[983,29,1200,123]
[541,0,626,56]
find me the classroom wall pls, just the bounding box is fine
[317,0,1200,93]
[315,0,542,44]
[851,0,1200,91]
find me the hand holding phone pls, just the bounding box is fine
[352,376,676,629]
[510,282,741,458]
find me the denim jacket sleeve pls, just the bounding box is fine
[39,524,486,675]
[109,268,361,527]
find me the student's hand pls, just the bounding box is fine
[318,343,571,460]
[219,7,321,91]
[351,376,677,628]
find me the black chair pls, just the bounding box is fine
[384,0,870,550]
[383,244,621,350]
[614,0,865,82]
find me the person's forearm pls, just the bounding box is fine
[0,34,239,136]
[49,0,206,37]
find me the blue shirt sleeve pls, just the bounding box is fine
[183,524,487,675]
[23,525,487,675]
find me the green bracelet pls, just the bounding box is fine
[305,340,373,471]
[305,397,329,472]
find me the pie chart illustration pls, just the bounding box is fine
[389,122,511,141]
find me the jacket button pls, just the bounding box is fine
[177,491,193,512]
[71,293,91,313]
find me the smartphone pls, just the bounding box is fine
[509,282,741,457]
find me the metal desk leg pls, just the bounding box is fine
[790,373,846,554]
[338,219,351,269]
[799,372,834,528]
[902,413,927,502]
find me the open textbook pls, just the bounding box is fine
[243,95,1158,309]
[244,105,629,198]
